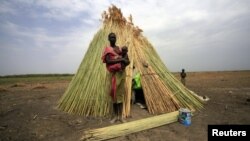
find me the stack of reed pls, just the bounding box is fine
[58,5,203,117]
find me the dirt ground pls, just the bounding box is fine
[0,71,250,141]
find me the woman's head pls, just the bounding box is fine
[108,32,116,46]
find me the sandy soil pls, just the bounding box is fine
[0,71,250,141]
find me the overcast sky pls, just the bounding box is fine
[0,0,249,75]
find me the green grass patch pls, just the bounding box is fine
[0,74,74,85]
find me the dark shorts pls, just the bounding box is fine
[134,89,145,104]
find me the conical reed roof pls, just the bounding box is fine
[58,5,203,117]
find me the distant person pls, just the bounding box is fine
[180,69,186,86]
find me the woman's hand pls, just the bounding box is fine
[122,58,130,66]
[124,59,130,65]
[116,56,122,59]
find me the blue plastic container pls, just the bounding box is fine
[178,108,191,126]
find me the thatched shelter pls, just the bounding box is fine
[58,5,203,117]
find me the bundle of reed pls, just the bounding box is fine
[131,39,180,114]
[138,38,204,111]
[58,29,112,116]
[81,111,179,141]
[58,5,203,117]
[58,5,135,117]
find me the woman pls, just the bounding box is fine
[102,32,130,123]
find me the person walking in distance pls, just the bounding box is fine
[180,69,187,86]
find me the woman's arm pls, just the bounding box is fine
[123,55,130,66]
[105,54,125,65]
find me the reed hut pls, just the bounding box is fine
[58,5,203,118]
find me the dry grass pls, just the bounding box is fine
[32,85,47,90]
[10,83,26,88]
[0,87,8,92]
